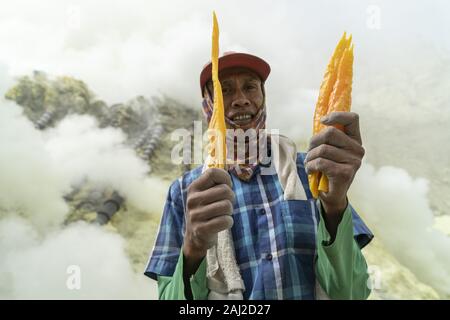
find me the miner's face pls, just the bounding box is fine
[207,67,264,130]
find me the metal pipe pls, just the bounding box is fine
[34,110,55,130]
[95,192,124,225]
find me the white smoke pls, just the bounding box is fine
[43,114,169,214]
[349,163,450,296]
[0,102,160,299]
[1,0,448,108]
[0,217,156,299]
[0,100,68,230]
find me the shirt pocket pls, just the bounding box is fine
[280,199,317,253]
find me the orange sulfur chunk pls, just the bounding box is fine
[308,33,354,198]
[206,11,227,169]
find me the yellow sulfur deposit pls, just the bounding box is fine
[206,11,227,169]
[309,33,354,198]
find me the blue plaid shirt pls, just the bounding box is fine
[145,152,373,299]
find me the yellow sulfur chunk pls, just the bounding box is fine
[206,11,227,169]
[309,33,354,198]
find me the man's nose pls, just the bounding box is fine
[231,90,251,108]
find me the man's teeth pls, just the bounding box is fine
[233,114,252,121]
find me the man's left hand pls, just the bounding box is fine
[305,111,365,217]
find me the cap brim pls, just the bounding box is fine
[200,52,271,93]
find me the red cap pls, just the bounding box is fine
[199,51,271,93]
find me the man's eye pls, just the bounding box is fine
[246,85,256,90]
[222,87,231,94]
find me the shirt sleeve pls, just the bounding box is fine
[157,250,209,300]
[144,179,185,280]
[315,201,372,300]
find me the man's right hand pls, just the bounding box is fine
[183,168,235,264]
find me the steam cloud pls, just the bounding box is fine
[0,102,159,299]
[350,164,450,296]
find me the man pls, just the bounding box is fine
[145,52,373,300]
